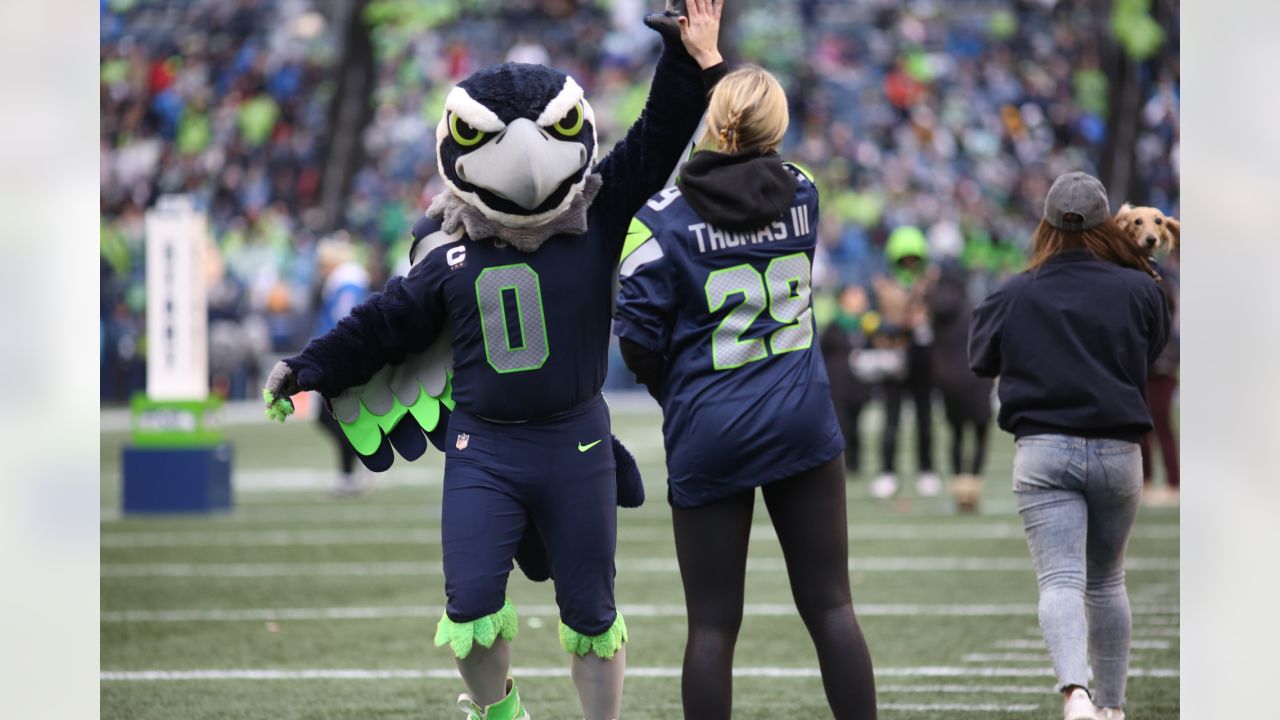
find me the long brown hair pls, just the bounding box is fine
[1026,217,1161,281]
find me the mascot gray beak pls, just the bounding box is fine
[455,118,588,211]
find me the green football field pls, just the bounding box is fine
[100,400,1179,719]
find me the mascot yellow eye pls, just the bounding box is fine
[450,113,485,147]
[552,102,585,137]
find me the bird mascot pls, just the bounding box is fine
[263,2,726,718]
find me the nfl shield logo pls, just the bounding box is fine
[456,433,470,450]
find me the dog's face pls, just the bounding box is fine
[1115,203,1180,252]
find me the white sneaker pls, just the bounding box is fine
[1096,708,1125,720]
[915,472,942,497]
[870,473,900,499]
[1063,688,1097,720]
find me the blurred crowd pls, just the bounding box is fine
[99,0,1179,405]
[100,0,338,399]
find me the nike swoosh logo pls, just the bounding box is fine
[577,439,603,453]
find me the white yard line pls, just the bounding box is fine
[962,653,1050,663]
[100,556,1179,578]
[101,505,445,524]
[102,528,444,547]
[1134,627,1182,638]
[995,638,1171,651]
[99,521,1177,542]
[104,469,443,493]
[962,652,1150,664]
[879,703,1039,713]
[102,562,445,578]
[98,666,1177,682]
[877,684,1050,695]
[100,603,1180,623]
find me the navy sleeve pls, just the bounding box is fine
[619,337,664,400]
[968,283,1009,378]
[802,172,821,247]
[286,255,447,398]
[615,225,677,355]
[593,35,722,249]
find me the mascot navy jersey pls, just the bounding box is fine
[374,210,621,422]
[615,165,844,507]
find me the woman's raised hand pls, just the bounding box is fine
[678,0,724,69]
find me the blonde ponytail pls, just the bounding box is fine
[703,65,789,154]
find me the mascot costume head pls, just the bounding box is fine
[428,64,606,252]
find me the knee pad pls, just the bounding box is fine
[434,599,518,659]
[559,611,627,660]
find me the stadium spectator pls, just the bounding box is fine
[868,225,940,499]
[968,172,1170,720]
[925,260,994,512]
[311,233,371,496]
[819,285,875,477]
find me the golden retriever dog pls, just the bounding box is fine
[1115,203,1180,252]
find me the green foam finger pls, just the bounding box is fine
[263,389,295,423]
[407,389,442,432]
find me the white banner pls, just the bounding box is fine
[144,195,208,400]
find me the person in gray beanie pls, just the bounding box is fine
[968,172,1170,720]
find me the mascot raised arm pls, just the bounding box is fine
[263,2,726,718]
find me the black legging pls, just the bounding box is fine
[948,417,990,476]
[880,346,934,474]
[832,393,868,475]
[317,405,357,475]
[671,456,878,719]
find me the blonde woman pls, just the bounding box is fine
[614,66,878,719]
[969,172,1171,720]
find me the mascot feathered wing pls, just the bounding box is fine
[327,325,456,469]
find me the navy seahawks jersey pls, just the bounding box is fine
[404,213,622,420]
[614,166,844,507]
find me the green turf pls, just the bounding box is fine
[101,404,1179,719]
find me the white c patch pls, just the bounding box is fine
[446,245,467,267]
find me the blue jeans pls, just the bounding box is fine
[1013,434,1143,709]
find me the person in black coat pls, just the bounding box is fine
[968,172,1170,720]
[819,285,875,476]
[926,262,993,511]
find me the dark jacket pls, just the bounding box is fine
[929,263,993,424]
[968,249,1171,441]
[818,317,872,406]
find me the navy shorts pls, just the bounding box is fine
[441,395,619,636]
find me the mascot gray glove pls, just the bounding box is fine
[263,360,302,422]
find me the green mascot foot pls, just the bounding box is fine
[457,677,530,720]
